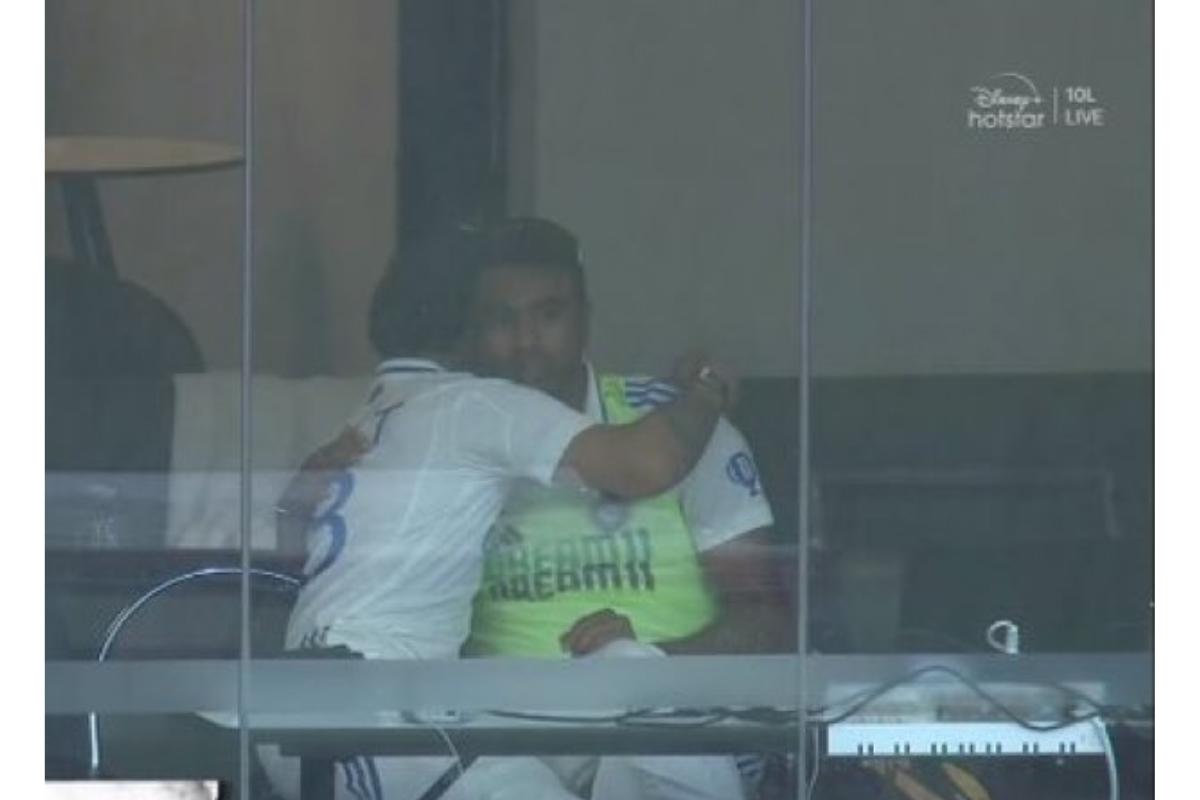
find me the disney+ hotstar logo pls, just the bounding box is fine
[966,72,1107,132]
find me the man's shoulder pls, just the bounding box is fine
[414,375,572,426]
[371,372,526,402]
[366,371,466,410]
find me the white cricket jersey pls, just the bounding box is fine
[285,358,595,659]
[582,365,775,551]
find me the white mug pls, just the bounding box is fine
[986,619,1021,655]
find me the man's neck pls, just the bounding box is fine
[561,363,589,411]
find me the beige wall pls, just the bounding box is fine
[511,0,1152,377]
[47,1,1151,380]
[808,0,1152,377]
[510,0,803,378]
[46,0,396,376]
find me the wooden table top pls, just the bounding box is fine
[46,136,243,177]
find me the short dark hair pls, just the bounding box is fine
[368,229,485,358]
[474,217,588,301]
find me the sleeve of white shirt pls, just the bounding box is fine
[463,380,596,486]
[678,417,775,552]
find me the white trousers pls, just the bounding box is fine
[258,748,582,800]
[258,640,746,800]
[557,640,747,800]
[545,754,747,800]
[259,748,746,800]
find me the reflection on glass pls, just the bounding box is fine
[46,781,220,800]
[45,0,1152,798]
[252,218,795,798]
[804,0,1152,797]
[248,2,806,798]
[44,0,247,788]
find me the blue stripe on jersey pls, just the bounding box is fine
[624,378,679,394]
[625,385,679,409]
[298,627,330,650]
[626,386,678,400]
[340,760,369,800]
[735,753,766,779]
[363,757,384,800]
[624,379,679,407]
[355,758,379,800]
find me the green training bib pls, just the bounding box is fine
[465,374,717,657]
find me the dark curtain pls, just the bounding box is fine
[397,0,508,246]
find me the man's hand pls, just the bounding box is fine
[276,427,370,549]
[559,608,637,656]
[670,351,739,413]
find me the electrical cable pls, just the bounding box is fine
[483,706,736,729]
[483,708,639,724]
[472,660,1131,800]
[806,723,821,800]
[809,664,1105,731]
[616,711,731,729]
[1094,716,1120,800]
[89,567,302,777]
[387,639,466,780]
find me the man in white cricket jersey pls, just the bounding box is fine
[260,229,735,800]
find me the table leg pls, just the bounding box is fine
[60,176,117,275]
[300,757,336,800]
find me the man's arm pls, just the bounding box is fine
[560,528,796,656]
[277,358,733,537]
[559,362,733,499]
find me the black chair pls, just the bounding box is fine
[46,256,204,378]
[47,566,300,796]
[46,257,205,549]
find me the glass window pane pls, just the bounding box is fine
[249,2,806,799]
[809,0,1152,795]
[45,0,248,791]
[46,1,1154,797]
